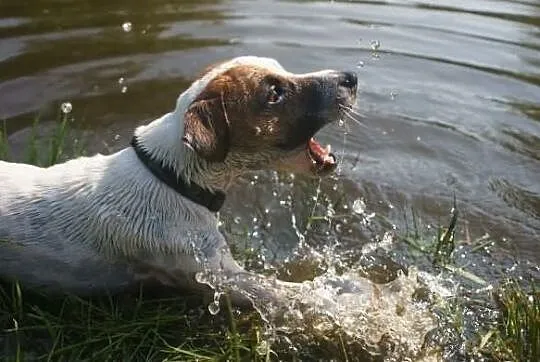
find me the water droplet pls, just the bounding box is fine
[114,134,120,141]
[61,102,72,114]
[356,60,365,68]
[121,86,128,93]
[390,91,397,100]
[234,216,241,224]
[256,340,270,356]
[118,77,124,84]
[416,136,421,141]
[370,40,381,50]
[338,119,345,127]
[352,199,366,214]
[122,22,132,32]
[208,301,220,315]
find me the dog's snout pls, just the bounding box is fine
[338,71,357,90]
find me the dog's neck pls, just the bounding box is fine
[132,112,235,212]
[132,56,289,207]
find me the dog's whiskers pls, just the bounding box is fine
[220,91,231,127]
[339,104,368,119]
[341,108,369,130]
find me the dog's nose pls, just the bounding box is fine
[338,71,357,90]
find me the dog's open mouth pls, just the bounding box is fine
[277,135,337,176]
[307,137,337,175]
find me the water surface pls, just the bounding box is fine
[2,0,538,259]
[1,0,539,358]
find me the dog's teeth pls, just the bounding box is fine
[326,144,331,154]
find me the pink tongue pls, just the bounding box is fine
[309,137,335,164]
[309,138,326,158]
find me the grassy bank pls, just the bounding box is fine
[0,113,538,361]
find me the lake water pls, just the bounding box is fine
[0,0,539,358]
[1,0,538,261]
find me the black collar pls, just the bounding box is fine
[130,135,225,213]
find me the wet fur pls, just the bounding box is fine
[0,56,354,305]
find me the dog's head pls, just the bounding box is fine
[178,56,357,177]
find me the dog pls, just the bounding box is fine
[0,56,357,306]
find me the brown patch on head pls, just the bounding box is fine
[183,60,357,175]
[184,64,288,162]
[183,90,230,163]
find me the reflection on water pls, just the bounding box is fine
[1,0,539,359]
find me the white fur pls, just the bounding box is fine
[134,56,289,175]
[0,56,332,302]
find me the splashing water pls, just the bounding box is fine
[352,198,366,214]
[122,22,132,32]
[207,262,439,360]
[208,291,222,315]
[61,102,72,114]
[197,171,513,360]
[192,217,442,360]
[370,39,381,50]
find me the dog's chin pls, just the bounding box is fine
[274,100,356,177]
[275,136,337,177]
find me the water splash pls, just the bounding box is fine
[208,291,222,315]
[370,39,381,50]
[212,266,439,360]
[352,198,366,214]
[122,22,132,32]
[61,102,72,114]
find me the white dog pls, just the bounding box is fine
[0,56,357,305]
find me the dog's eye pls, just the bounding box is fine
[268,85,284,104]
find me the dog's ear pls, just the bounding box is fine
[183,101,230,163]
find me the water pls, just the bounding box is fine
[1,0,539,359]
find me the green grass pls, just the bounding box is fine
[472,280,539,361]
[400,201,539,361]
[0,282,270,361]
[1,111,539,361]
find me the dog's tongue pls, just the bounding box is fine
[308,138,335,165]
[277,137,337,176]
[308,137,337,176]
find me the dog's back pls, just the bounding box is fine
[0,148,222,294]
[0,157,138,293]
